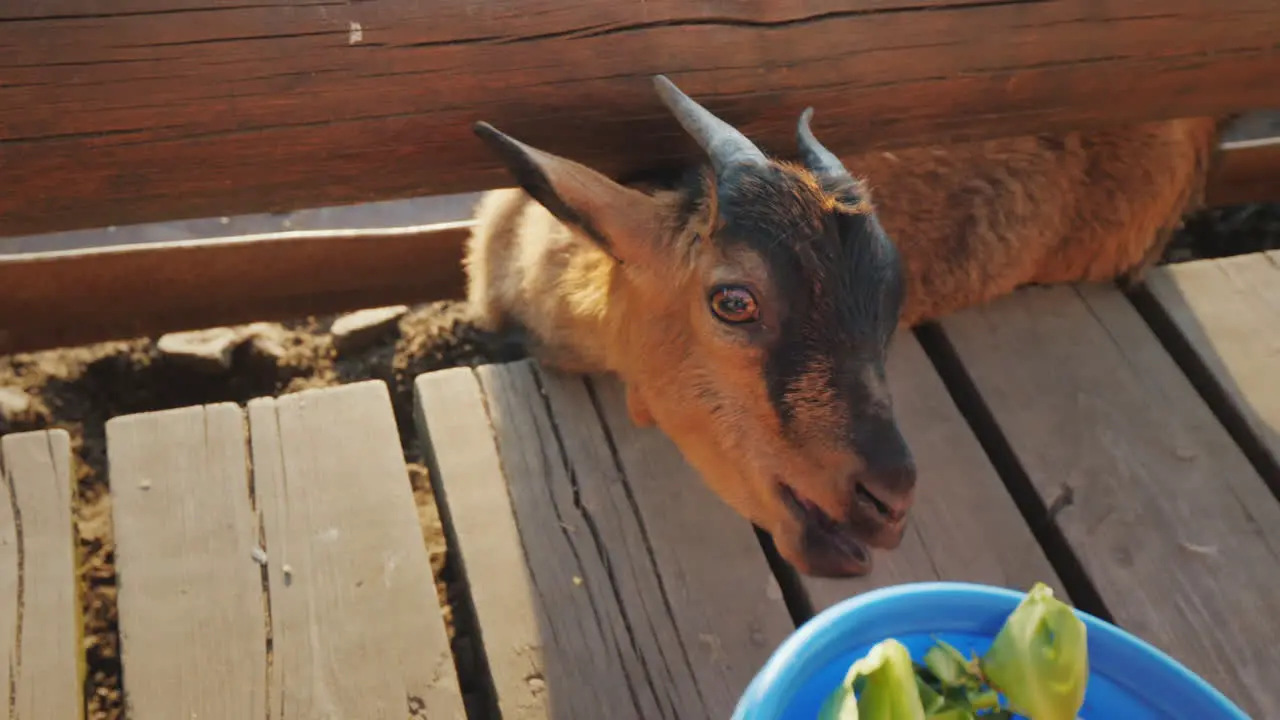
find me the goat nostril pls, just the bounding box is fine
[855,482,907,523]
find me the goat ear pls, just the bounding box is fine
[473,122,661,265]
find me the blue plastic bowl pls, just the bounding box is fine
[733,581,1249,719]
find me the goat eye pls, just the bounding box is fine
[709,286,760,324]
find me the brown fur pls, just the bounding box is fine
[860,119,1221,325]
[465,116,1221,577]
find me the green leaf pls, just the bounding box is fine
[963,687,1000,711]
[933,638,971,668]
[980,583,1089,720]
[924,646,968,688]
[818,683,859,720]
[915,675,947,714]
[821,639,929,720]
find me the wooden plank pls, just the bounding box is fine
[1206,136,1280,208]
[105,404,267,720]
[4,1,1278,236]
[802,335,1064,611]
[412,366,549,718]
[414,360,793,719]
[0,429,83,720]
[107,386,466,719]
[0,221,471,356]
[0,191,483,257]
[247,381,465,720]
[1141,251,1280,487]
[1221,110,1280,143]
[937,283,1280,719]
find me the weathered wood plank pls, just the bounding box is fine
[414,360,792,719]
[1222,110,1280,143]
[803,335,1064,611]
[247,381,465,720]
[3,0,1278,236]
[106,404,267,720]
[0,429,83,720]
[412,366,547,719]
[937,284,1280,719]
[0,221,471,356]
[1142,251,1280,487]
[1206,136,1280,208]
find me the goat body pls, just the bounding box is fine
[864,118,1220,325]
[466,80,1220,579]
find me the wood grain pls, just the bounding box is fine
[1141,251,1280,487]
[0,222,471,355]
[937,283,1280,719]
[803,334,1064,611]
[414,360,792,719]
[0,429,83,720]
[3,0,1278,236]
[247,381,465,720]
[106,404,268,720]
[413,365,547,719]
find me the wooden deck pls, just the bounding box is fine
[2,251,1278,720]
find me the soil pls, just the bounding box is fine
[0,202,1277,720]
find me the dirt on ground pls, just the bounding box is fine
[0,202,1277,720]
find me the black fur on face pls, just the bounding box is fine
[707,162,908,464]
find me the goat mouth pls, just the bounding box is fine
[856,482,905,524]
[778,483,869,566]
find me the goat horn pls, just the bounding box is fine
[796,107,856,193]
[652,75,767,174]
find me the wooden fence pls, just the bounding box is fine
[3,0,1278,237]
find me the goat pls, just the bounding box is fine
[465,75,1220,578]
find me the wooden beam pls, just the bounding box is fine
[107,404,269,720]
[1207,137,1280,207]
[0,222,472,355]
[1,133,1275,357]
[247,382,466,719]
[107,384,467,719]
[0,429,84,720]
[1139,251,1280,491]
[3,0,1278,237]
